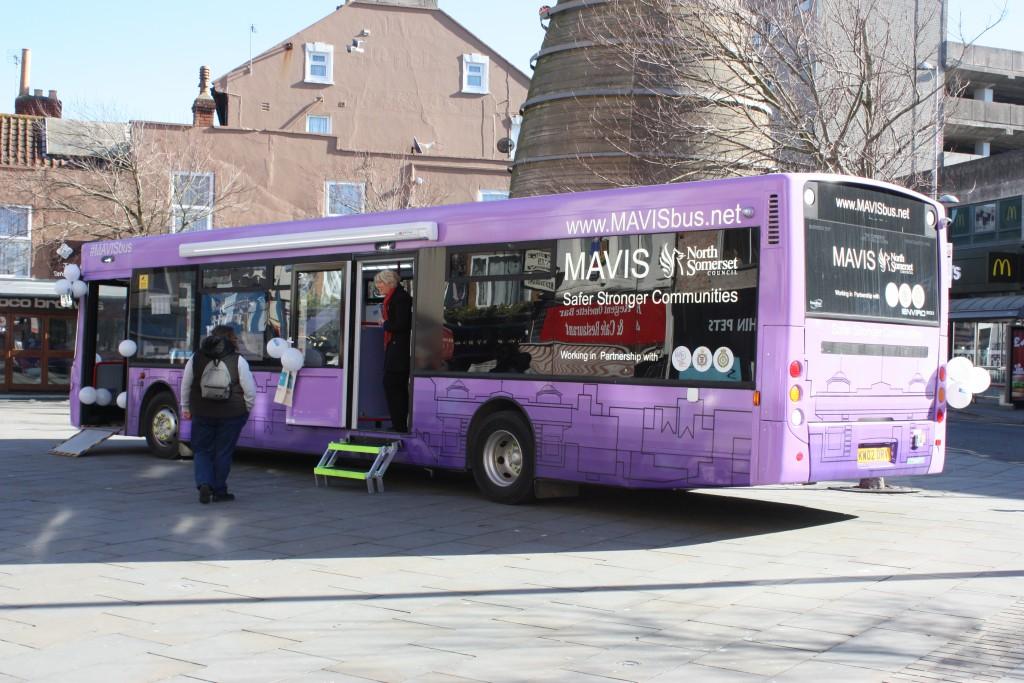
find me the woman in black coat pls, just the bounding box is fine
[375,269,412,431]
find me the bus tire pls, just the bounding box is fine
[143,391,180,459]
[470,411,535,504]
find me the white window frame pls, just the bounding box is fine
[0,205,32,279]
[325,181,366,217]
[304,42,334,85]
[306,114,331,135]
[477,190,509,202]
[461,53,490,95]
[171,172,215,233]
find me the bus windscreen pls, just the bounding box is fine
[804,182,939,325]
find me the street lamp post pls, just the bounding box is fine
[917,61,941,199]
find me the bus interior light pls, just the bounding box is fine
[789,360,802,378]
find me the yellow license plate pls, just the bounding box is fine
[857,446,892,466]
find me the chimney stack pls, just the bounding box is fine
[192,65,217,127]
[19,48,30,96]
[14,49,62,118]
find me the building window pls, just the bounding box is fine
[171,172,214,233]
[0,205,31,278]
[304,43,334,85]
[478,190,509,202]
[461,54,490,95]
[307,115,331,134]
[326,181,365,216]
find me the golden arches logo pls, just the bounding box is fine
[992,257,1013,278]
[1006,204,1020,222]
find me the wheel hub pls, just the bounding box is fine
[482,429,523,488]
[152,408,178,446]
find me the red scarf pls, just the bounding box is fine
[382,288,395,347]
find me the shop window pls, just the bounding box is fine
[130,269,196,364]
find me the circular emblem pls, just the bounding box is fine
[692,346,713,373]
[885,282,899,308]
[911,284,925,309]
[898,283,913,309]
[713,347,734,373]
[671,346,692,372]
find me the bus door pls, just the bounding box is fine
[79,281,130,427]
[351,258,415,432]
[287,263,351,428]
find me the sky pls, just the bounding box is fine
[0,0,1018,124]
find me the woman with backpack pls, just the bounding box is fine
[180,325,256,504]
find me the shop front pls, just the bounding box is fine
[0,279,76,393]
[950,245,1024,406]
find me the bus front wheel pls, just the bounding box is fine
[470,411,535,504]
[143,392,180,459]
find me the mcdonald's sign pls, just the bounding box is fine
[989,252,1020,284]
[1001,197,1022,231]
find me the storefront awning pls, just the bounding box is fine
[950,295,1024,321]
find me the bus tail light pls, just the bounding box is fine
[790,409,804,426]
[789,385,802,402]
[938,387,945,403]
[789,361,802,378]
[938,366,946,382]
[936,408,945,423]
[752,390,761,406]
[796,452,804,462]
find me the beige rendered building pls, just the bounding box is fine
[0,0,529,392]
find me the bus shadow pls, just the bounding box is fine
[0,439,859,565]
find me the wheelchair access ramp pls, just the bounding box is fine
[50,428,120,457]
[314,436,400,494]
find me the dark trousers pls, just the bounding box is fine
[191,413,248,494]
[383,372,409,432]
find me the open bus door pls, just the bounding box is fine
[351,257,415,432]
[57,281,129,456]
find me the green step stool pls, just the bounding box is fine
[314,437,401,494]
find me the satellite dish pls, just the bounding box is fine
[497,137,515,154]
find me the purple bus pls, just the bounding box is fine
[70,174,951,503]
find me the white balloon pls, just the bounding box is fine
[63,263,81,281]
[116,392,128,409]
[95,388,112,406]
[947,356,974,384]
[54,279,72,296]
[967,366,992,395]
[266,337,288,359]
[281,347,305,372]
[78,386,97,405]
[946,380,973,409]
[118,339,138,358]
[71,280,88,298]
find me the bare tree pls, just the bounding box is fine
[328,154,451,215]
[543,0,1002,192]
[18,119,249,252]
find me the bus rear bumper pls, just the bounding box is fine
[806,421,941,481]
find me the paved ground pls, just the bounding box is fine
[0,398,1022,683]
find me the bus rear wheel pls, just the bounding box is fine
[470,411,535,504]
[143,391,180,459]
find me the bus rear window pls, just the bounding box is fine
[804,182,939,326]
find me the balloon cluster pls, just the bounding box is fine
[266,337,304,372]
[945,356,992,410]
[54,264,88,299]
[79,339,137,408]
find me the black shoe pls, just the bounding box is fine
[213,492,235,502]
[198,484,212,504]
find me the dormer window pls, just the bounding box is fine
[461,54,489,95]
[304,43,334,84]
